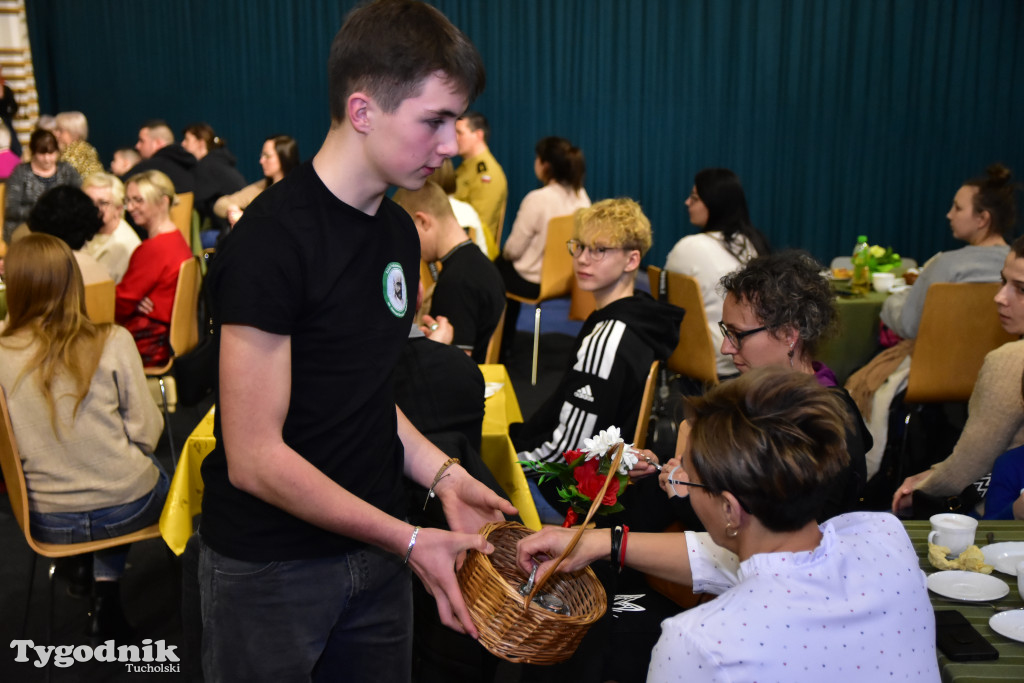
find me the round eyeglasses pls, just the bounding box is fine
[566,239,624,262]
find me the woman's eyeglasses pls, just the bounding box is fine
[566,239,623,262]
[667,478,711,491]
[718,321,767,349]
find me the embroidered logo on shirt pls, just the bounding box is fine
[382,262,408,318]
[573,385,595,402]
[612,593,646,613]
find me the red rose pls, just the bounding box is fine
[563,449,587,465]
[573,459,620,506]
[562,508,578,528]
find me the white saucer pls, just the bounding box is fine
[982,542,1024,576]
[927,570,1009,602]
[990,609,1024,642]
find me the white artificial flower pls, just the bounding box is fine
[618,445,640,475]
[582,426,623,460]
[581,426,637,473]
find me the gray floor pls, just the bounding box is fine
[0,300,580,682]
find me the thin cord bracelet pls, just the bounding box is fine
[423,457,460,510]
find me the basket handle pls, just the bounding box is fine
[524,442,625,610]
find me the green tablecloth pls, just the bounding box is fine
[904,520,1024,682]
[819,287,889,385]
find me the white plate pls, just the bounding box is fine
[990,609,1024,643]
[484,382,504,399]
[982,542,1024,576]
[927,570,1009,602]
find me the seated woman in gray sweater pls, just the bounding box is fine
[848,164,1016,478]
[880,163,1014,339]
[0,233,167,642]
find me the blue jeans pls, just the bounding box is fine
[198,538,413,683]
[29,466,170,580]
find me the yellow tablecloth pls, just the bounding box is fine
[159,364,539,554]
[158,406,216,554]
[479,364,540,530]
[904,520,1024,682]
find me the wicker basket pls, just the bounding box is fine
[456,442,626,664]
[457,521,606,664]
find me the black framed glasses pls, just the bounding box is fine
[718,321,767,349]
[666,478,711,491]
[566,239,623,262]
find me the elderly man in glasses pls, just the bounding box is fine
[512,198,683,524]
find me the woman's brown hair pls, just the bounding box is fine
[0,233,112,434]
[685,367,851,532]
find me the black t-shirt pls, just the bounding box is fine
[201,162,420,561]
[392,333,485,452]
[431,242,505,362]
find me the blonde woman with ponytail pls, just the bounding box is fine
[0,233,166,642]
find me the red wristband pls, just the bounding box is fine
[619,524,629,568]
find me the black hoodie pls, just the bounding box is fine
[123,143,196,193]
[514,291,684,465]
[194,147,246,221]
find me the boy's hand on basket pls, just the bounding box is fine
[407,527,493,638]
[515,526,611,578]
[436,465,518,542]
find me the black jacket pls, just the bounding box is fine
[514,291,684,463]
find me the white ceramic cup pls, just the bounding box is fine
[1017,560,1024,597]
[927,513,978,555]
[872,271,895,293]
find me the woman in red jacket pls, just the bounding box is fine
[115,170,192,367]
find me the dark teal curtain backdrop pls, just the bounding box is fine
[27,0,1024,267]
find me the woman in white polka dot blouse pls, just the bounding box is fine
[517,367,938,682]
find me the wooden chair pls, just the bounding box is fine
[83,279,115,323]
[905,282,1014,403]
[894,282,1015,490]
[647,264,664,299]
[420,259,437,289]
[484,306,506,364]
[662,270,719,387]
[146,257,202,462]
[568,275,596,321]
[506,214,576,385]
[169,192,195,248]
[633,361,659,449]
[0,389,161,642]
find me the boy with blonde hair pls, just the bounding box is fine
[513,198,683,521]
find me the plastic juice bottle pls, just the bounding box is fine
[851,235,871,295]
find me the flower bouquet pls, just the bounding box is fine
[520,427,638,527]
[866,244,902,273]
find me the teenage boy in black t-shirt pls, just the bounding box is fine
[394,180,506,361]
[199,2,516,680]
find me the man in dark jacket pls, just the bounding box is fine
[124,119,195,193]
